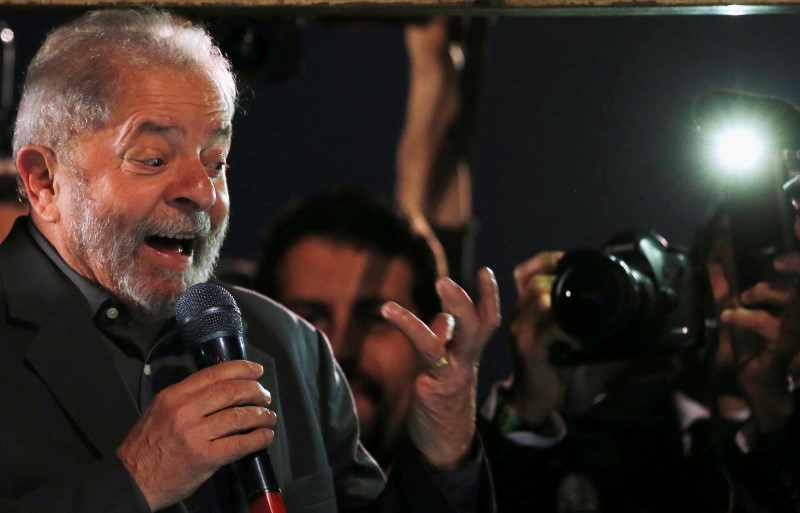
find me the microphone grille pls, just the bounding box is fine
[176,282,244,345]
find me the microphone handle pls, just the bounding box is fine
[238,450,284,513]
[192,335,286,513]
[249,492,287,513]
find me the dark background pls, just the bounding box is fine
[4,10,800,387]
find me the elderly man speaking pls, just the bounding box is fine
[0,9,500,513]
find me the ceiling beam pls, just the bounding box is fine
[1,0,799,16]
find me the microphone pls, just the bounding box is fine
[176,282,286,513]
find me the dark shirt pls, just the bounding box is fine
[29,221,187,409]
[28,220,246,513]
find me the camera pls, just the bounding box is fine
[693,89,800,294]
[549,232,714,365]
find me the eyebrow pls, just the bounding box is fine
[132,121,184,139]
[283,300,331,319]
[132,121,232,144]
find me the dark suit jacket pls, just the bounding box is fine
[0,220,468,513]
[480,383,732,513]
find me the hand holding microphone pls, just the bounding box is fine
[116,283,282,512]
[176,283,286,513]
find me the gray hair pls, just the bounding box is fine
[13,9,237,167]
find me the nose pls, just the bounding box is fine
[166,158,216,212]
[328,318,366,364]
[330,330,370,383]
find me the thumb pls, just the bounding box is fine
[429,313,455,344]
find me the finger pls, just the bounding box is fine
[516,271,556,297]
[721,307,780,342]
[206,405,278,441]
[206,427,275,468]
[512,290,549,325]
[429,312,456,344]
[773,251,800,274]
[427,313,456,376]
[517,275,553,315]
[436,277,483,359]
[513,251,563,295]
[514,251,563,278]
[476,267,502,341]
[154,362,266,415]
[740,282,796,307]
[187,379,273,418]
[174,360,264,397]
[535,275,556,294]
[381,301,444,365]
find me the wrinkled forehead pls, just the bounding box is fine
[109,66,235,129]
[106,49,234,112]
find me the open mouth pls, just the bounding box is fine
[144,233,196,257]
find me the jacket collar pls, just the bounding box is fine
[0,218,141,457]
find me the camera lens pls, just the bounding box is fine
[551,250,656,343]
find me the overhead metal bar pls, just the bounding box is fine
[2,0,800,16]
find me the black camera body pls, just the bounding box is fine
[549,232,714,365]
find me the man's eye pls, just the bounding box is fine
[141,158,165,167]
[301,313,331,334]
[357,310,390,330]
[210,162,230,175]
[300,311,320,325]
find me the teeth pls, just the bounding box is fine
[155,233,195,240]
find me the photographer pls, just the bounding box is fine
[691,88,800,511]
[703,208,800,512]
[479,238,728,513]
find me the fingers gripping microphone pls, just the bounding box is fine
[176,282,286,513]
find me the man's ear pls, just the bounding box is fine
[16,145,61,223]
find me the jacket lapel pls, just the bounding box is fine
[0,220,141,458]
[25,307,141,457]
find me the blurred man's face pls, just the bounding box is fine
[276,236,422,467]
[44,67,231,319]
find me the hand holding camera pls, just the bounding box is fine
[720,241,800,435]
[695,90,800,435]
[549,232,714,365]
[506,250,569,428]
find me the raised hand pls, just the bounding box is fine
[381,267,500,470]
[721,251,800,433]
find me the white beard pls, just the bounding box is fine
[66,175,228,320]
